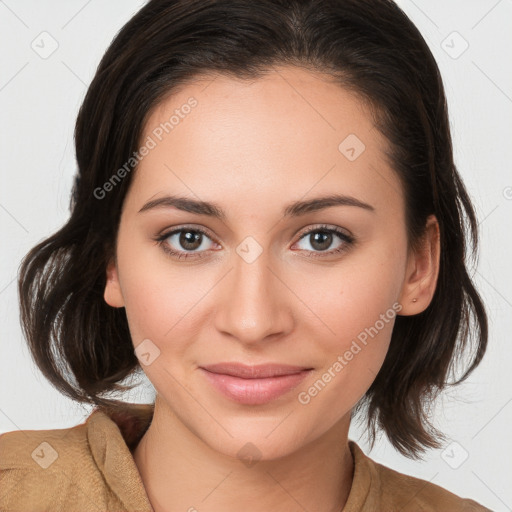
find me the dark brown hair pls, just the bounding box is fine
[18,0,487,459]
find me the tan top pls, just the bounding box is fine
[0,403,491,511]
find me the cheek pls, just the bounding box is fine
[295,240,404,345]
[294,267,401,433]
[291,240,404,408]
[121,270,203,350]
[114,234,200,348]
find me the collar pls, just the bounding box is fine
[86,403,378,511]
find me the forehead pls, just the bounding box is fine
[146,65,377,148]
[127,65,403,220]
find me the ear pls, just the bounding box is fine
[104,256,125,308]
[397,214,440,315]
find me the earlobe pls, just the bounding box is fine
[397,214,440,316]
[104,258,125,308]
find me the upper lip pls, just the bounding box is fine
[200,362,313,379]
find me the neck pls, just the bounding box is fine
[132,397,354,512]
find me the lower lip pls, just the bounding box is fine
[199,368,312,405]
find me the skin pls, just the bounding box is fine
[104,65,440,512]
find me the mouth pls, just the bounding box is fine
[199,362,314,405]
[200,362,314,379]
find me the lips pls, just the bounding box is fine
[199,364,313,405]
[200,362,313,379]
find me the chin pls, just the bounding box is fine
[195,417,313,463]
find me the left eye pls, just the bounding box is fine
[294,227,352,253]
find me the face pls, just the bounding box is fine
[104,65,439,460]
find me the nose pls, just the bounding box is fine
[213,246,294,346]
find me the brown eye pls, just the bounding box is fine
[157,226,218,260]
[308,231,334,251]
[177,230,203,251]
[294,226,354,257]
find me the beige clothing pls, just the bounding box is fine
[0,403,491,511]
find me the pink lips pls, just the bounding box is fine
[199,362,313,405]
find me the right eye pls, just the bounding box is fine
[156,226,220,260]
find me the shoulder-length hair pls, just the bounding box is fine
[18,0,487,459]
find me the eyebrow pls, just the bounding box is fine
[138,193,375,220]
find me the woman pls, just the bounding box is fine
[0,0,491,510]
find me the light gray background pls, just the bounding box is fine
[1,1,511,510]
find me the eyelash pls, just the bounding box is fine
[155,224,355,261]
